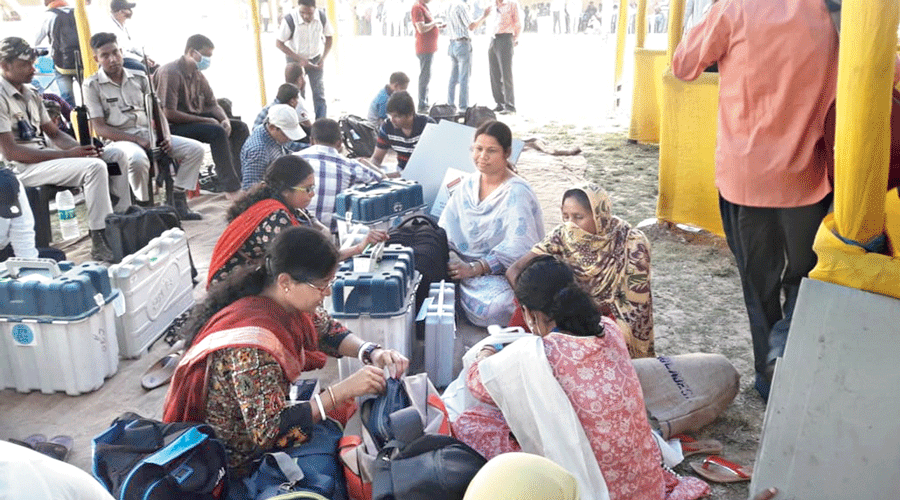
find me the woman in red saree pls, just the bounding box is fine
[207,155,385,287]
[164,226,408,476]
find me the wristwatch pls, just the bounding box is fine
[361,343,383,365]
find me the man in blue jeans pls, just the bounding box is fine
[412,0,444,114]
[446,0,489,110]
[275,0,334,120]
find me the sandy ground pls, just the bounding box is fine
[0,18,761,499]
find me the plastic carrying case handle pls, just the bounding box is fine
[5,257,62,279]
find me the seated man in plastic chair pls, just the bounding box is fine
[154,34,249,200]
[84,32,202,220]
[0,168,65,262]
[0,37,115,262]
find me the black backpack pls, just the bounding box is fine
[339,114,377,158]
[463,106,496,128]
[387,215,450,312]
[49,8,80,71]
[429,104,460,123]
[92,413,229,500]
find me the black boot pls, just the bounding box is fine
[173,190,202,221]
[90,229,115,262]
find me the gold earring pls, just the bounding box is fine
[284,287,290,293]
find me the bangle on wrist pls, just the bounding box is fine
[327,386,337,407]
[357,342,372,364]
[313,393,326,419]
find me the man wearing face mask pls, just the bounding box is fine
[154,34,249,199]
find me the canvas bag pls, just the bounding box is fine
[339,373,451,500]
[92,413,229,500]
[632,353,740,440]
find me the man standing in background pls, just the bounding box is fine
[446,0,489,111]
[489,0,522,114]
[276,0,334,119]
[412,0,443,114]
[672,0,838,400]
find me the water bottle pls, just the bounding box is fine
[56,189,81,240]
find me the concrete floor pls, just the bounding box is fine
[0,191,489,473]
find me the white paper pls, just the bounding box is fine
[430,167,467,218]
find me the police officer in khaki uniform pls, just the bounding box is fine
[84,32,202,220]
[0,37,115,261]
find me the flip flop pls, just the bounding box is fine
[690,455,752,483]
[141,351,182,391]
[672,434,724,458]
[23,433,46,448]
[34,435,73,462]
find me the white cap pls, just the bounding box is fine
[267,104,306,141]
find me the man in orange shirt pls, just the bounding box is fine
[489,0,522,114]
[672,0,835,400]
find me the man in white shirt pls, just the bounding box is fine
[0,168,65,262]
[275,0,334,120]
[0,440,115,500]
[104,0,157,74]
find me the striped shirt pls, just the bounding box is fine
[447,0,474,40]
[375,114,435,170]
[298,145,384,233]
[493,0,522,37]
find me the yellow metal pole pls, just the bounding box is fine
[250,0,267,107]
[613,0,628,90]
[73,0,96,76]
[832,0,896,247]
[635,0,647,49]
[327,0,339,72]
[665,0,684,62]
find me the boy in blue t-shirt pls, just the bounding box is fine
[367,71,410,127]
[370,91,435,173]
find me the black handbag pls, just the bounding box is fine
[104,205,198,281]
[372,434,486,500]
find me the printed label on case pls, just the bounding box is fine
[11,324,35,346]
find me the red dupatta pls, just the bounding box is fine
[162,295,328,423]
[207,199,299,287]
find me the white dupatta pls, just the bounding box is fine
[478,336,611,500]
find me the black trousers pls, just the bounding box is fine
[718,193,831,377]
[170,118,249,193]
[488,34,515,111]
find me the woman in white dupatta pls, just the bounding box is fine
[452,256,709,500]
[439,120,544,327]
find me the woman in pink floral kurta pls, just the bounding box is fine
[452,257,708,500]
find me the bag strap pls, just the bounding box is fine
[286,12,296,38]
[268,451,306,484]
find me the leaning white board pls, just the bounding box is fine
[751,278,900,499]
[402,120,524,215]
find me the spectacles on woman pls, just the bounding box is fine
[291,184,316,194]
[303,277,336,293]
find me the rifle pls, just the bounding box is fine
[142,48,175,205]
[73,50,121,176]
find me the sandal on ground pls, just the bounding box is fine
[690,455,752,483]
[34,435,73,461]
[672,434,724,458]
[141,351,182,391]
